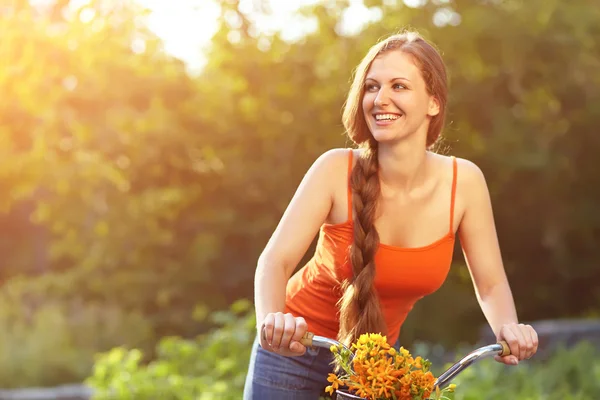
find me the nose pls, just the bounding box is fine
[374,87,389,108]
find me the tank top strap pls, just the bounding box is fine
[449,156,457,233]
[347,149,354,222]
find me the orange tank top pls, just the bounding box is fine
[285,150,457,345]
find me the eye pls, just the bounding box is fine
[393,83,406,90]
[365,83,379,92]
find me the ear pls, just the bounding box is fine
[427,95,440,117]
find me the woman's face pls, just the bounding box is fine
[362,50,439,144]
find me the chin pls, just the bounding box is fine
[370,128,404,143]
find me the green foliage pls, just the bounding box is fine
[86,299,256,400]
[430,0,600,321]
[0,0,229,338]
[447,341,600,400]
[86,302,600,400]
[0,276,154,388]
[1,0,600,389]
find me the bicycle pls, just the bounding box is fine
[297,331,511,400]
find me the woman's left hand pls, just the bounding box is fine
[495,323,539,365]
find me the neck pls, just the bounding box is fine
[377,135,430,193]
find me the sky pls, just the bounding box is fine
[134,0,385,74]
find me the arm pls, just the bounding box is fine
[457,159,538,364]
[255,149,348,356]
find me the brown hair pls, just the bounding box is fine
[337,31,448,347]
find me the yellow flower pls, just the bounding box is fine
[327,373,342,389]
[414,356,423,368]
[328,333,457,400]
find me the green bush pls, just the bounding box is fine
[2,265,223,338]
[0,296,154,388]
[85,298,600,400]
[86,299,256,400]
[0,262,227,388]
[436,341,600,400]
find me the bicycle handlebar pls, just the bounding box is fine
[297,331,511,389]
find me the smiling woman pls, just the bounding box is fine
[245,29,538,400]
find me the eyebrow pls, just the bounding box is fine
[365,77,411,83]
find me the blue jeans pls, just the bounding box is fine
[243,337,335,399]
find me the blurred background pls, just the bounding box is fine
[1,0,599,399]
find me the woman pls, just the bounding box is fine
[243,31,538,399]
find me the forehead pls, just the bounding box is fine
[366,50,422,81]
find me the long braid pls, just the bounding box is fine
[337,141,386,347]
[338,31,449,347]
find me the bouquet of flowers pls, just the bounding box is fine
[325,333,456,400]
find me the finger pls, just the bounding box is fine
[289,317,308,354]
[520,324,534,359]
[258,323,270,350]
[526,324,539,359]
[494,355,519,365]
[278,313,296,350]
[511,324,529,360]
[531,325,539,354]
[271,312,285,349]
[262,314,275,347]
[500,325,521,361]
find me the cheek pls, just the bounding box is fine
[395,95,424,115]
[413,93,431,111]
[362,94,373,112]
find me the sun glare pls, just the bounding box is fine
[132,0,378,74]
[133,0,220,73]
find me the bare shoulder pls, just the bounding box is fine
[433,155,492,226]
[454,157,487,190]
[314,147,352,166]
[308,148,353,178]
[430,153,488,193]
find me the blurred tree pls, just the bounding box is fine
[0,0,226,336]
[428,0,600,323]
[0,0,599,361]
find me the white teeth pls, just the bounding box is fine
[375,113,400,121]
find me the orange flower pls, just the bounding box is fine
[328,333,457,400]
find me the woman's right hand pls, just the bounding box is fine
[259,312,308,357]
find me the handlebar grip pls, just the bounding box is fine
[498,340,511,356]
[261,326,315,348]
[299,331,314,347]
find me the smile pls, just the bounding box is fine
[374,113,402,120]
[373,113,402,124]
